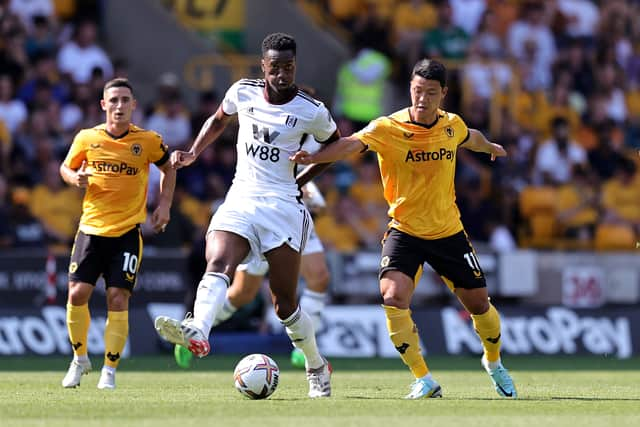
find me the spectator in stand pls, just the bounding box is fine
[600,157,640,233]
[533,116,587,186]
[555,164,599,242]
[190,90,219,138]
[0,174,12,247]
[18,51,68,107]
[587,120,626,182]
[24,14,57,60]
[12,108,63,186]
[334,43,391,135]
[9,0,54,33]
[449,0,486,36]
[29,159,82,245]
[8,186,46,248]
[391,0,437,72]
[314,192,379,252]
[423,0,470,60]
[507,1,556,90]
[349,151,388,232]
[593,63,627,125]
[554,0,600,48]
[0,73,28,135]
[552,39,595,100]
[352,2,392,56]
[57,19,113,84]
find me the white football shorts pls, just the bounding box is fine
[237,217,324,276]
[208,194,312,270]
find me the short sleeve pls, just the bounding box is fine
[353,118,386,153]
[309,103,337,143]
[221,81,240,115]
[148,132,170,166]
[63,131,88,169]
[452,114,470,146]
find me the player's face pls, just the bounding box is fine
[409,75,446,119]
[261,49,296,93]
[101,86,136,125]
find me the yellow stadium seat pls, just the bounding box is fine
[519,186,557,218]
[594,224,637,251]
[518,186,559,247]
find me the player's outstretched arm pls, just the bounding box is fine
[171,106,232,169]
[459,129,507,161]
[290,135,365,165]
[151,161,177,233]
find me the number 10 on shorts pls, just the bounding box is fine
[122,252,138,273]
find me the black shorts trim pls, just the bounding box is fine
[379,228,486,289]
[68,226,143,291]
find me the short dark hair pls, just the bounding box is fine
[411,59,446,88]
[261,32,296,56]
[104,77,134,95]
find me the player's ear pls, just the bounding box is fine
[441,86,448,99]
[260,58,265,74]
[100,99,107,111]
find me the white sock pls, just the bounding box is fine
[281,306,324,370]
[299,289,326,332]
[74,354,89,364]
[192,272,230,335]
[102,365,116,374]
[213,297,237,326]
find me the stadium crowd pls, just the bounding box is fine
[1,0,639,255]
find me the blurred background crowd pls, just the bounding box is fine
[1,0,639,259]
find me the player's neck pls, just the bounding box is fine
[409,107,438,127]
[264,84,297,105]
[105,122,130,137]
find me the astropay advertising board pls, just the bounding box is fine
[0,305,637,357]
[316,306,638,359]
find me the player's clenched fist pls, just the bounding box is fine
[75,160,93,187]
[170,150,197,169]
[289,150,314,165]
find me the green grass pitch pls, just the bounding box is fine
[1,355,639,427]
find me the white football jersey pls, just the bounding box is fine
[221,78,337,199]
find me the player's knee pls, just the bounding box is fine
[67,281,91,305]
[380,278,412,309]
[106,288,130,311]
[206,257,236,277]
[465,298,490,315]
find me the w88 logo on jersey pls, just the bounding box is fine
[245,142,280,162]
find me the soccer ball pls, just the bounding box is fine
[233,354,280,399]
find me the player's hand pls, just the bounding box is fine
[151,205,170,233]
[171,150,196,169]
[289,150,314,165]
[75,160,93,188]
[488,143,507,161]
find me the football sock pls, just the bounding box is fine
[213,297,238,327]
[104,310,128,369]
[281,306,324,370]
[192,272,230,335]
[299,289,326,332]
[471,303,502,363]
[383,305,429,378]
[66,303,90,357]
